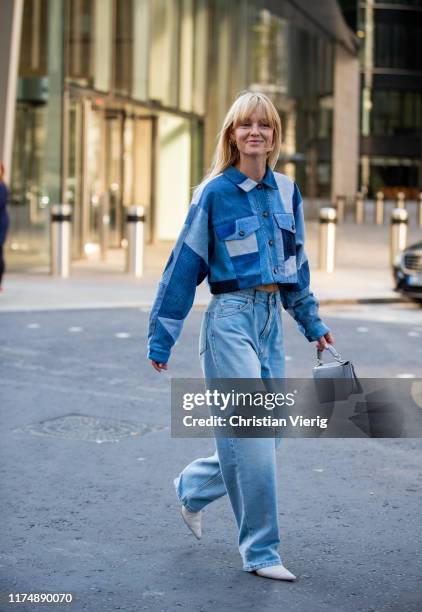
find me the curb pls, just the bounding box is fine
[0,296,409,314]
[318,296,406,306]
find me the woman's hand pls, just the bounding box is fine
[150,360,168,372]
[315,332,335,352]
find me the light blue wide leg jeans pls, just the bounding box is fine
[174,288,286,572]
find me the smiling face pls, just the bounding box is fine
[231,110,274,162]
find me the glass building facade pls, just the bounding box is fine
[6,0,356,271]
[340,0,422,198]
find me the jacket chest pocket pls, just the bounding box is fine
[215,215,260,256]
[215,215,261,278]
[273,212,296,262]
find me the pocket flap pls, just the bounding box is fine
[274,212,296,233]
[215,215,260,240]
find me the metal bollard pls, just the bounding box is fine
[375,191,384,225]
[319,207,337,273]
[396,191,406,209]
[419,192,422,228]
[390,208,408,267]
[335,195,346,223]
[50,204,72,277]
[126,205,145,277]
[355,191,364,224]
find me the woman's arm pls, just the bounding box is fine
[147,185,212,366]
[279,182,331,342]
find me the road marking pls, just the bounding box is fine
[27,323,40,329]
[356,326,368,332]
[0,346,40,356]
[115,332,131,338]
[285,355,292,361]
[407,331,420,337]
[396,373,415,378]
[68,326,83,333]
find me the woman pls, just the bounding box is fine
[148,91,334,581]
[0,162,10,292]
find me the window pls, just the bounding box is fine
[114,0,133,94]
[374,0,422,5]
[371,90,422,135]
[149,0,180,106]
[132,0,150,101]
[67,0,94,86]
[19,0,49,77]
[375,22,422,71]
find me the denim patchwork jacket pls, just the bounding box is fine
[147,164,330,363]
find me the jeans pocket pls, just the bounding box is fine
[199,311,209,355]
[216,297,251,318]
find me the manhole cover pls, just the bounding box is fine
[13,413,166,443]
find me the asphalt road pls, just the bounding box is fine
[0,303,421,612]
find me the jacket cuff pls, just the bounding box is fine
[147,346,170,364]
[303,321,331,342]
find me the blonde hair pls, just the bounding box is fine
[204,91,282,182]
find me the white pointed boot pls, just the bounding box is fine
[255,564,296,581]
[180,505,202,540]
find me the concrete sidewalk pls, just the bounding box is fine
[1,220,421,312]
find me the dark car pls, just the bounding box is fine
[393,240,422,303]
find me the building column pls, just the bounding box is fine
[332,43,360,200]
[45,0,65,206]
[0,0,24,183]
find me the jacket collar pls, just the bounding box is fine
[223,164,278,192]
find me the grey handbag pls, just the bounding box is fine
[313,344,362,404]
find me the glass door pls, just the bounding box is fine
[64,97,155,259]
[105,109,123,247]
[9,103,50,269]
[133,114,154,243]
[104,110,154,247]
[84,100,106,252]
[65,97,83,258]
[65,96,106,258]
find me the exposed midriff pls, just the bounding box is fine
[253,283,279,292]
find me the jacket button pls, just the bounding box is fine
[256,183,262,189]
[268,240,273,246]
[239,230,245,236]
[292,224,295,230]
[273,267,278,274]
[263,211,269,217]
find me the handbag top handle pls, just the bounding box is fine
[316,344,344,365]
